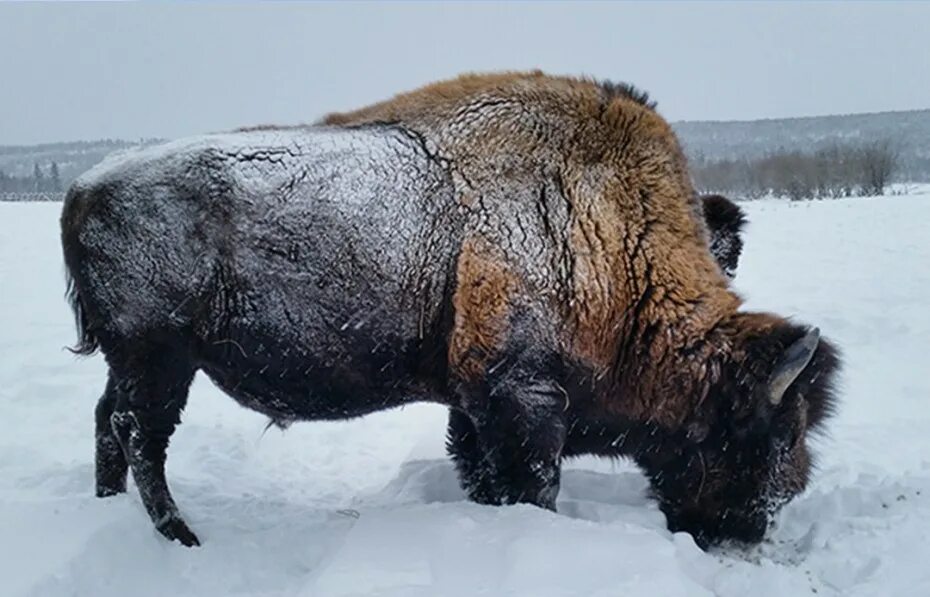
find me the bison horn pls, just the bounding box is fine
[769,327,820,405]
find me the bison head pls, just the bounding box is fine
[641,318,840,548]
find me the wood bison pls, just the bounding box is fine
[62,71,839,548]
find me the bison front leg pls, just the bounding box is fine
[109,351,199,546]
[448,242,566,509]
[446,409,501,504]
[462,372,568,511]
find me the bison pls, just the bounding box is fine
[62,71,838,549]
[700,194,746,279]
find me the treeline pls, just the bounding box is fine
[0,138,134,155]
[690,140,900,200]
[0,162,63,193]
[0,141,907,201]
[0,192,64,202]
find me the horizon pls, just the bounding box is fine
[4,104,929,149]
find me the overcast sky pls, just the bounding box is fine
[2,1,929,145]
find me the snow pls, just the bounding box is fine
[1,191,929,596]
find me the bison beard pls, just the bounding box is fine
[62,71,839,549]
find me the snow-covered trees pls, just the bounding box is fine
[0,161,64,197]
[691,141,900,200]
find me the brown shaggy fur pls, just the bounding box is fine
[448,236,521,380]
[324,71,742,429]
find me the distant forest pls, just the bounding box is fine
[676,108,930,198]
[1,108,928,200]
[0,161,64,193]
[0,139,160,199]
[690,140,900,200]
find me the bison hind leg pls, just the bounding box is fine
[95,373,128,497]
[108,344,200,547]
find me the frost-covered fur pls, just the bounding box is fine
[62,72,839,549]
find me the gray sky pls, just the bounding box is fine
[2,1,929,145]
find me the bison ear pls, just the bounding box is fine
[701,195,747,234]
[768,327,820,406]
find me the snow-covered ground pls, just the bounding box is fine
[1,192,928,596]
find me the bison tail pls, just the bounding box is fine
[65,272,99,356]
[61,182,101,357]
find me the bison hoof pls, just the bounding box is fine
[95,484,126,498]
[467,487,503,506]
[157,517,201,547]
[537,485,559,511]
[499,485,558,511]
